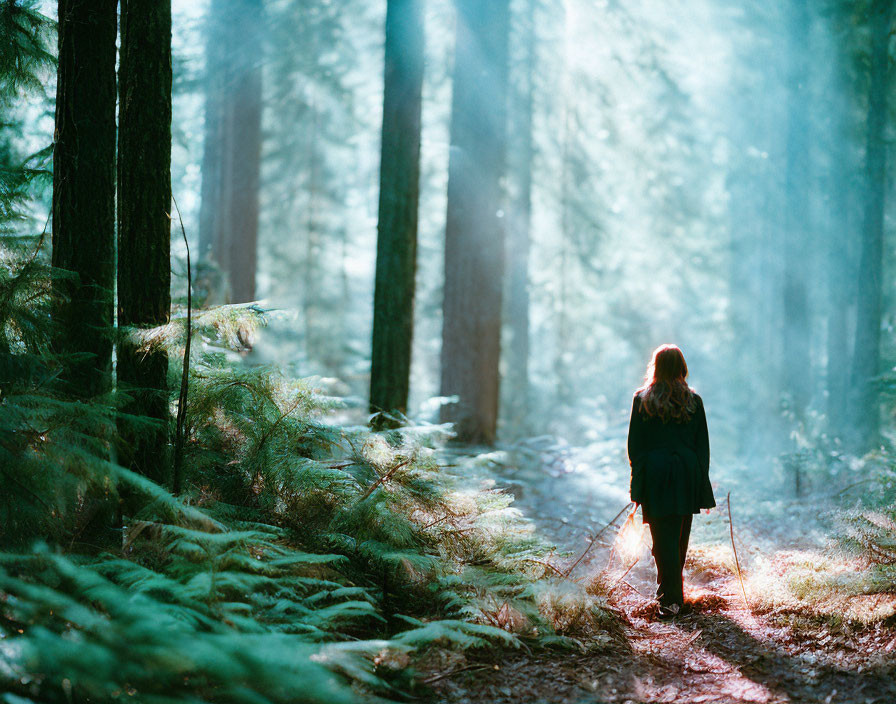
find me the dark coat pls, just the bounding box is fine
[627,392,715,519]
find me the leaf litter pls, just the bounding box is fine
[419,438,896,703]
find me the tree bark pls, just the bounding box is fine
[51,0,117,399]
[504,0,535,436]
[117,0,172,485]
[369,0,425,426]
[850,0,894,449]
[197,0,263,303]
[440,0,510,444]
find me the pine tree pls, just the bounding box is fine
[504,0,536,436]
[369,0,425,427]
[851,0,895,449]
[198,0,263,304]
[440,0,510,444]
[117,0,173,484]
[51,0,117,398]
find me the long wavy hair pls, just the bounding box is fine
[636,344,697,423]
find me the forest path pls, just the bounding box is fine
[424,439,896,704]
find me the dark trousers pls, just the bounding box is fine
[646,513,692,607]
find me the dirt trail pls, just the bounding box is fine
[427,567,896,703]
[425,441,896,703]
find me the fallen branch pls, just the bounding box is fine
[423,664,492,684]
[524,557,567,578]
[563,502,633,577]
[422,514,451,530]
[684,628,703,646]
[358,459,412,501]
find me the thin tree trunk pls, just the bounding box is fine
[198,0,227,265]
[826,167,852,437]
[505,0,535,435]
[117,0,173,485]
[304,99,319,364]
[825,66,855,438]
[52,0,117,399]
[440,0,510,444]
[556,26,573,412]
[226,0,263,303]
[782,0,811,419]
[369,0,425,426]
[850,0,894,450]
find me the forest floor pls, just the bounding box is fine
[420,436,896,704]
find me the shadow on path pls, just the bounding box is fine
[674,608,896,704]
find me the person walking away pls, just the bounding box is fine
[627,344,715,619]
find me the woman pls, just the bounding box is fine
[627,344,715,619]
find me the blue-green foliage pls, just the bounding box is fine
[0,5,617,700]
[3,291,608,701]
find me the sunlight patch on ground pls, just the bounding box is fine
[746,549,896,625]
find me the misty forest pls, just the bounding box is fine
[2,0,896,702]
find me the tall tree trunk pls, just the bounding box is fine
[117,0,173,485]
[51,0,117,399]
[825,158,853,438]
[304,100,319,364]
[504,0,535,436]
[440,0,510,444]
[51,0,118,552]
[555,20,574,413]
[198,0,226,265]
[825,42,856,439]
[198,0,263,303]
[226,0,263,303]
[782,0,811,420]
[850,0,894,450]
[369,0,425,426]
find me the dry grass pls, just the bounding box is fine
[534,581,618,639]
[686,543,737,578]
[745,549,896,625]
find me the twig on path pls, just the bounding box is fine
[617,580,647,598]
[524,557,567,578]
[727,491,751,614]
[423,664,492,684]
[609,555,641,592]
[563,502,633,578]
[684,628,703,647]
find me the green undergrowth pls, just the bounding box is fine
[0,279,617,702]
[741,499,896,626]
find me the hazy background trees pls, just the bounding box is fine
[7,0,896,494]
[164,0,896,469]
